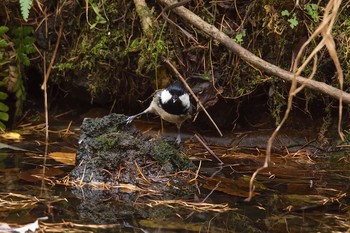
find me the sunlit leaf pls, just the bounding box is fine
[48,152,76,165]
[281,10,290,16]
[288,17,299,28]
[234,33,244,43]
[19,0,33,22]
[0,132,23,140]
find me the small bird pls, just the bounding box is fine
[126,83,193,144]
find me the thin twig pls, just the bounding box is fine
[41,23,63,89]
[246,0,343,201]
[159,0,350,103]
[189,159,202,183]
[41,23,63,158]
[162,57,223,137]
[134,161,151,184]
[158,0,198,43]
[194,134,223,164]
[186,180,222,219]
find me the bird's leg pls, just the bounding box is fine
[125,113,142,124]
[125,107,151,124]
[175,124,182,145]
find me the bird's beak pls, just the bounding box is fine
[173,96,178,103]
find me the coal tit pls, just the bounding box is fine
[126,83,193,144]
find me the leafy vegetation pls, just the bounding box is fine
[0,25,35,129]
[12,26,36,66]
[53,1,168,103]
[88,0,109,29]
[1,0,347,134]
[304,3,319,23]
[0,26,10,129]
[234,31,245,44]
[19,0,33,22]
[281,10,299,29]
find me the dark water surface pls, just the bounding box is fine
[1,119,350,233]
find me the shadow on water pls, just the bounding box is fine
[1,118,350,233]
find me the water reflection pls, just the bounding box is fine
[0,121,350,233]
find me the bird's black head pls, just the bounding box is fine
[159,84,191,115]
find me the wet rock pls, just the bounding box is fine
[70,113,194,192]
[69,114,195,223]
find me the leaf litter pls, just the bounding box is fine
[1,118,350,232]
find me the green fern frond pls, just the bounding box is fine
[12,26,36,66]
[0,91,8,100]
[19,0,33,22]
[0,101,9,129]
[0,121,5,129]
[0,111,9,121]
[0,102,9,113]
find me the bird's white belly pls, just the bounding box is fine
[158,108,188,123]
[149,100,189,125]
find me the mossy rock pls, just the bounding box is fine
[71,113,194,191]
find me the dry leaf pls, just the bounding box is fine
[0,132,23,140]
[48,152,76,165]
[19,168,64,182]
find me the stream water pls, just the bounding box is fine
[0,117,349,233]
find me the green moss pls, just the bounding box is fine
[51,0,173,103]
[150,142,193,170]
[55,62,74,72]
[270,84,287,125]
[50,0,350,131]
[94,135,116,150]
[52,2,135,98]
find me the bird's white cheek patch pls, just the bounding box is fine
[179,94,190,108]
[160,89,172,104]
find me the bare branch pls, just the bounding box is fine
[133,0,154,38]
[158,0,350,104]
